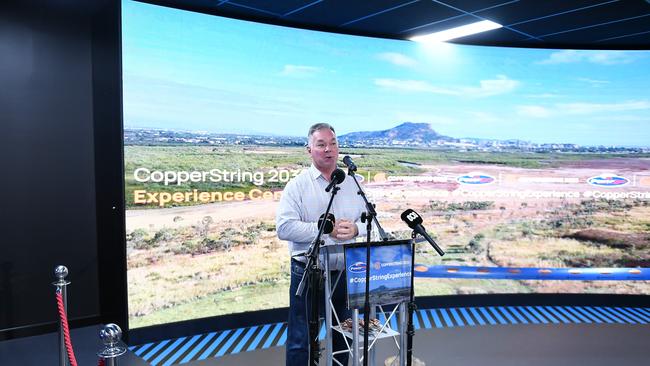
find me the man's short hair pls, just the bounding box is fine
[307,123,335,147]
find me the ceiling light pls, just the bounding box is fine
[409,20,502,44]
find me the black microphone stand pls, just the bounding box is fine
[346,168,387,366]
[405,232,444,366]
[295,184,340,366]
[406,232,417,366]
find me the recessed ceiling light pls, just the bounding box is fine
[409,20,503,44]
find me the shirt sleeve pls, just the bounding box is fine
[276,179,318,243]
[355,221,367,239]
[354,192,368,239]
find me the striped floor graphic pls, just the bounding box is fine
[129,306,650,365]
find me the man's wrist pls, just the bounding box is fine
[355,222,364,238]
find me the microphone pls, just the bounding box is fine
[325,168,346,192]
[342,155,357,172]
[318,213,335,234]
[400,209,445,256]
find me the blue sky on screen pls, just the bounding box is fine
[122,0,650,146]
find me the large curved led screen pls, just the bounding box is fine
[122,1,650,328]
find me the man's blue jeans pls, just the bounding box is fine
[287,258,351,366]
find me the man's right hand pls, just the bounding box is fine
[330,219,358,240]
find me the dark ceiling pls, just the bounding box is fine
[138,0,650,50]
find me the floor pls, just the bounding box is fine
[131,305,650,365]
[0,325,148,366]
[211,322,650,366]
[2,306,649,366]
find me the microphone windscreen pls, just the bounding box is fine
[318,213,335,234]
[343,155,357,172]
[330,168,346,184]
[400,209,423,228]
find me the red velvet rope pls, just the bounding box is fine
[55,291,79,366]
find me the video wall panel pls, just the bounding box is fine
[122,1,650,328]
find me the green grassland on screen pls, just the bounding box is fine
[124,145,647,209]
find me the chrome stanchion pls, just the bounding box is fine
[369,305,376,366]
[399,302,407,366]
[352,309,360,366]
[324,248,333,366]
[53,265,71,366]
[98,324,127,366]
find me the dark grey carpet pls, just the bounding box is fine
[211,323,650,366]
[0,325,148,366]
[3,323,649,365]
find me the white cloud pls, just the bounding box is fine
[591,115,647,122]
[587,52,637,65]
[462,75,519,97]
[559,100,650,114]
[374,75,519,98]
[525,93,562,98]
[576,77,610,86]
[538,50,582,65]
[516,105,552,118]
[378,52,418,68]
[516,100,650,119]
[280,64,324,77]
[538,50,638,65]
[374,78,459,95]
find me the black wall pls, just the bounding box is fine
[0,0,124,340]
[1,0,649,346]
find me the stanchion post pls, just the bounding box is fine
[352,309,360,366]
[53,265,71,366]
[399,302,407,366]
[98,324,127,366]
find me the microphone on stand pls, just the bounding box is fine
[400,209,445,256]
[325,168,346,192]
[318,213,335,234]
[342,155,357,173]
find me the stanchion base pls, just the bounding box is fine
[332,325,399,342]
[384,355,426,366]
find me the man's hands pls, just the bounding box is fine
[330,219,358,240]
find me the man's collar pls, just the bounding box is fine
[308,164,325,180]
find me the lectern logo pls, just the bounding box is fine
[348,261,366,273]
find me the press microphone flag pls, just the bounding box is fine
[318,213,335,234]
[342,155,357,172]
[400,209,445,256]
[325,168,346,192]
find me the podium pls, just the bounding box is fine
[322,240,413,366]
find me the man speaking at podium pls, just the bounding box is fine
[277,123,367,366]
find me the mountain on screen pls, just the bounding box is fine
[338,122,453,145]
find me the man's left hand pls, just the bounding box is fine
[331,219,358,240]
